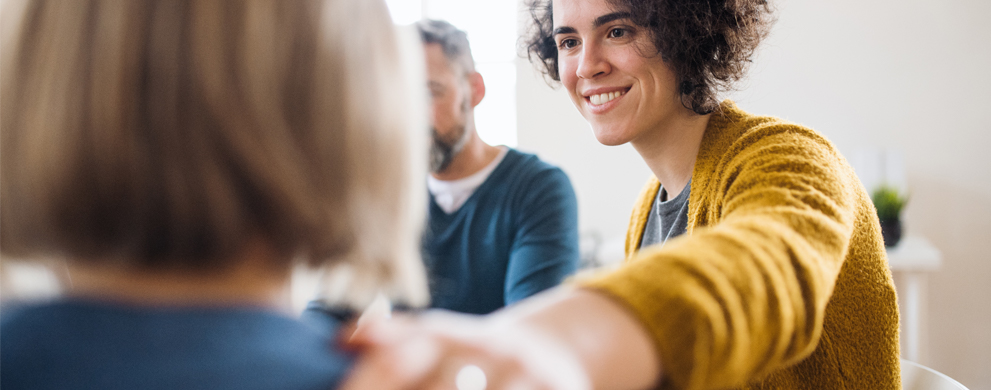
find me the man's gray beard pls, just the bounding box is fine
[429,123,471,173]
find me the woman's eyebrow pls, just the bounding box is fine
[553,26,577,36]
[593,12,632,28]
[554,11,633,36]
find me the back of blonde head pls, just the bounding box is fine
[0,0,428,306]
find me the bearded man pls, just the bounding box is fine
[418,19,579,314]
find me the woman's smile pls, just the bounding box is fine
[582,86,631,114]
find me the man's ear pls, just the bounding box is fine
[468,71,485,108]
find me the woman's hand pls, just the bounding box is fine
[341,309,590,390]
[339,287,661,390]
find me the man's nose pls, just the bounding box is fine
[430,104,441,126]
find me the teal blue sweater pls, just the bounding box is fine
[423,148,579,314]
[2,300,351,390]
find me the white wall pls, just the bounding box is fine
[516,0,991,388]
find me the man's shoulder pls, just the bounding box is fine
[498,148,569,182]
[479,148,575,209]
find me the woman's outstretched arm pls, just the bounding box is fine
[340,287,661,390]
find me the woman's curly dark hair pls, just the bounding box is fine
[524,0,774,115]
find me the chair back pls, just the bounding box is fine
[901,359,969,390]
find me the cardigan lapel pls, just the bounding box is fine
[624,177,661,259]
[624,100,750,258]
[687,100,749,232]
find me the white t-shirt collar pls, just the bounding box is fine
[427,146,509,214]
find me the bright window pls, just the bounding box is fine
[385,0,518,147]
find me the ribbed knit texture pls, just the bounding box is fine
[577,101,900,390]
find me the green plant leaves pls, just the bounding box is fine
[870,185,908,223]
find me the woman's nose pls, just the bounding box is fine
[576,43,610,79]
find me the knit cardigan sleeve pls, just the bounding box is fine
[576,106,865,390]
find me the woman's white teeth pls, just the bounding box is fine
[589,91,623,105]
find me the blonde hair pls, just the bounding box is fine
[1,0,428,306]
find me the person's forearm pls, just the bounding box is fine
[492,287,662,390]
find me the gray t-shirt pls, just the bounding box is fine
[640,179,691,249]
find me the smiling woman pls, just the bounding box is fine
[339,0,902,389]
[526,0,773,115]
[550,3,686,149]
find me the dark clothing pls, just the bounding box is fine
[640,179,691,249]
[423,148,579,314]
[1,299,352,390]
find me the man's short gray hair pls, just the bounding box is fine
[416,19,475,75]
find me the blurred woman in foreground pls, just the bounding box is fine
[342,0,901,389]
[0,0,427,389]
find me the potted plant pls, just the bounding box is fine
[871,185,909,247]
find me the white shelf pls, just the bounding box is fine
[888,235,943,271]
[887,235,942,363]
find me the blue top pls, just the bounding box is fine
[1,299,352,390]
[423,148,580,314]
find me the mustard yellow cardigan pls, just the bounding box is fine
[578,101,900,389]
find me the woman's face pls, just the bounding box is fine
[552,0,683,146]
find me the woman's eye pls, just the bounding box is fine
[608,28,626,38]
[558,38,579,50]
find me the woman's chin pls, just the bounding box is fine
[591,126,631,146]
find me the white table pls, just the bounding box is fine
[886,235,942,362]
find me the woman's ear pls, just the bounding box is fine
[468,71,486,108]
